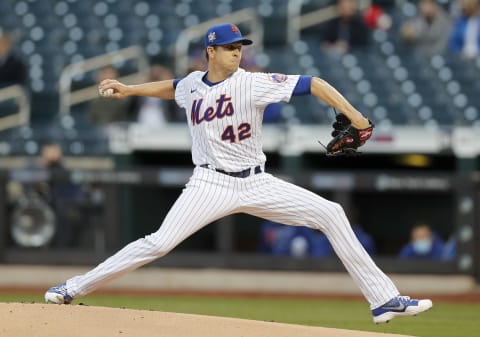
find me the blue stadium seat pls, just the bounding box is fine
[1,0,478,144]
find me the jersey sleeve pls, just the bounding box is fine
[252,73,300,108]
[174,78,186,109]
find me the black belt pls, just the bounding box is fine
[200,164,262,178]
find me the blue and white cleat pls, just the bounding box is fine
[44,282,73,304]
[372,295,433,323]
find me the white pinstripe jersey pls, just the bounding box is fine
[175,68,300,172]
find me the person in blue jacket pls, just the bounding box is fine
[259,220,376,258]
[399,223,444,259]
[449,0,480,59]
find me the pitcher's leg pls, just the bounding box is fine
[315,202,399,308]
[66,171,239,298]
[245,174,398,309]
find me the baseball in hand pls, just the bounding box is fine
[99,88,114,97]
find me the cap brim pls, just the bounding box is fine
[214,37,253,46]
[239,38,253,45]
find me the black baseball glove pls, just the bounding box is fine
[322,113,374,156]
[331,113,351,137]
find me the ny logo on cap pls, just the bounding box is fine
[231,25,239,33]
[208,32,216,42]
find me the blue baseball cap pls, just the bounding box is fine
[205,23,253,47]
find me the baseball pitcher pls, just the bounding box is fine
[45,23,432,324]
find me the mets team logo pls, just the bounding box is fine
[269,73,288,83]
[208,32,216,43]
[231,25,239,33]
[190,94,234,126]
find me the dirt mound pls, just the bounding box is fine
[0,302,414,337]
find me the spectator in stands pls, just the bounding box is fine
[259,219,376,258]
[259,220,330,258]
[87,66,128,126]
[322,0,370,56]
[449,0,480,59]
[363,0,393,31]
[400,0,452,57]
[0,32,27,88]
[346,207,376,256]
[36,143,86,247]
[399,223,445,259]
[351,224,376,255]
[127,65,182,127]
[442,235,457,261]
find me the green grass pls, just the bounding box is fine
[1,292,479,337]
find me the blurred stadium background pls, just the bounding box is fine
[0,0,478,292]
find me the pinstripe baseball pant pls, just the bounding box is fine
[67,166,399,309]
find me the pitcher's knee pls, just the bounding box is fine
[311,200,349,231]
[143,233,177,258]
[315,200,346,218]
[329,201,347,217]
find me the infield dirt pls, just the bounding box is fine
[0,302,415,337]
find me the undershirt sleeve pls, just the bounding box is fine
[292,75,312,96]
[173,78,181,89]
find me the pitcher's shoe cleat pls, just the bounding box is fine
[372,295,433,323]
[44,282,73,304]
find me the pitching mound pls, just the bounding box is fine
[1,302,414,337]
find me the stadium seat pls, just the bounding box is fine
[0,0,478,146]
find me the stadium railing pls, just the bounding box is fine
[0,85,30,132]
[58,45,149,116]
